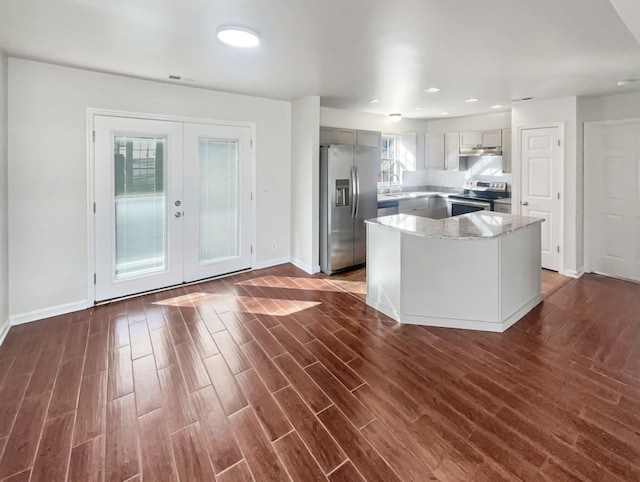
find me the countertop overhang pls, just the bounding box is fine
[365,211,544,240]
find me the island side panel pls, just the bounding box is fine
[401,234,500,323]
[499,223,542,326]
[366,223,402,321]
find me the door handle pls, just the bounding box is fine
[354,167,361,218]
[522,201,529,206]
[350,167,357,218]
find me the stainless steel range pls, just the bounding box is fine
[448,180,508,216]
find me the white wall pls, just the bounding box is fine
[511,96,580,275]
[290,96,320,273]
[8,58,292,320]
[425,111,511,133]
[579,91,640,121]
[0,52,8,342]
[320,107,429,168]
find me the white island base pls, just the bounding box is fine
[366,212,543,332]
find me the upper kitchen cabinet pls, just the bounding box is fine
[356,129,381,148]
[445,132,459,170]
[425,133,445,169]
[502,129,512,173]
[459,129,502,148]
[320,126,357,145]
[320,127,381,150]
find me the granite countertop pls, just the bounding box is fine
[365,211,543,240]
[377,191,442,202]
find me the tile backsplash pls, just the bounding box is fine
[403,155,511,192]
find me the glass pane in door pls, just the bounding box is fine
[199,139,239,263]
[113,135,166,279]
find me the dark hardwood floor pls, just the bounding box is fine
[0,263,638,481]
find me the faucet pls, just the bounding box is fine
[388,173,401,192]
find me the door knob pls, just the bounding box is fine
[522,201,529,206]
[175,200,181,207]
[175,212,182,218]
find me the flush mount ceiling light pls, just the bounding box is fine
[424,87,440,93]
[465,98,480,103]
[389,113,402,123]
[217,27,260,48]
[369,98,381,103]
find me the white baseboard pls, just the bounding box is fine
[289,257,321,275]
[252,257,291,270]
[562,268,584,279]
[0,319,10,346]
[10,300,91,326]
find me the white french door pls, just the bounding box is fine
[520,126,562,271]
[182,123,253,282]
[94,115,252,302]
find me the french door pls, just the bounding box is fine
[94,115,252,301]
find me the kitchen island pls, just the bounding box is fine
[365,211,544,332]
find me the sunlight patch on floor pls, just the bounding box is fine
[236,275,344,292]
[153,292,321,316]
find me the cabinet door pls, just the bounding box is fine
[445,133,459,170]
[502,129,512,173]
[335,128,357,145]
[425,133,445,169]
[459,131,482,148]
[356,130,381,148]
[320,126,336,144]
[482,130,502,147]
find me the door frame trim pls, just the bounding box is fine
[86,108,257,304]
[583,117,640,276]
[513,122,565,274]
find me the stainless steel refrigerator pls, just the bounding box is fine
[320,144,378,275]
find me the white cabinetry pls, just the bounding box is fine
[445,132,459,170]
[501,129,512,173]
[425,133,445,169]
[459,129,502,148]
[320,126,357,145]
[398,198,430,217]
[356,129,381,148]
[320,127,381,150]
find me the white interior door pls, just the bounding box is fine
[585,120,640,282]
[95,116,253,301]
[520,126,561,271]
[182,123,253,282]
[94,116,184,301]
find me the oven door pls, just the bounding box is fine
[449,198,491,216]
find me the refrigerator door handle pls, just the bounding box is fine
[354,166,361,218]
[350,166,357,218]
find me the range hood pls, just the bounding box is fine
[459,146,502,157]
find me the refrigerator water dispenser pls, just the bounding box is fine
[335,179,350,207]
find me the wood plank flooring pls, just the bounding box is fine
[0,263,639,481]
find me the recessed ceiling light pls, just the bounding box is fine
[415,107,423,110]
[440,112,449,115]
[389,113,402,123]
[369,99,381,103]
[617,79,637,86]
[466,98,479,103]
[217,27,260,48]
[491,104,504,109]
[425,87,440,93]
